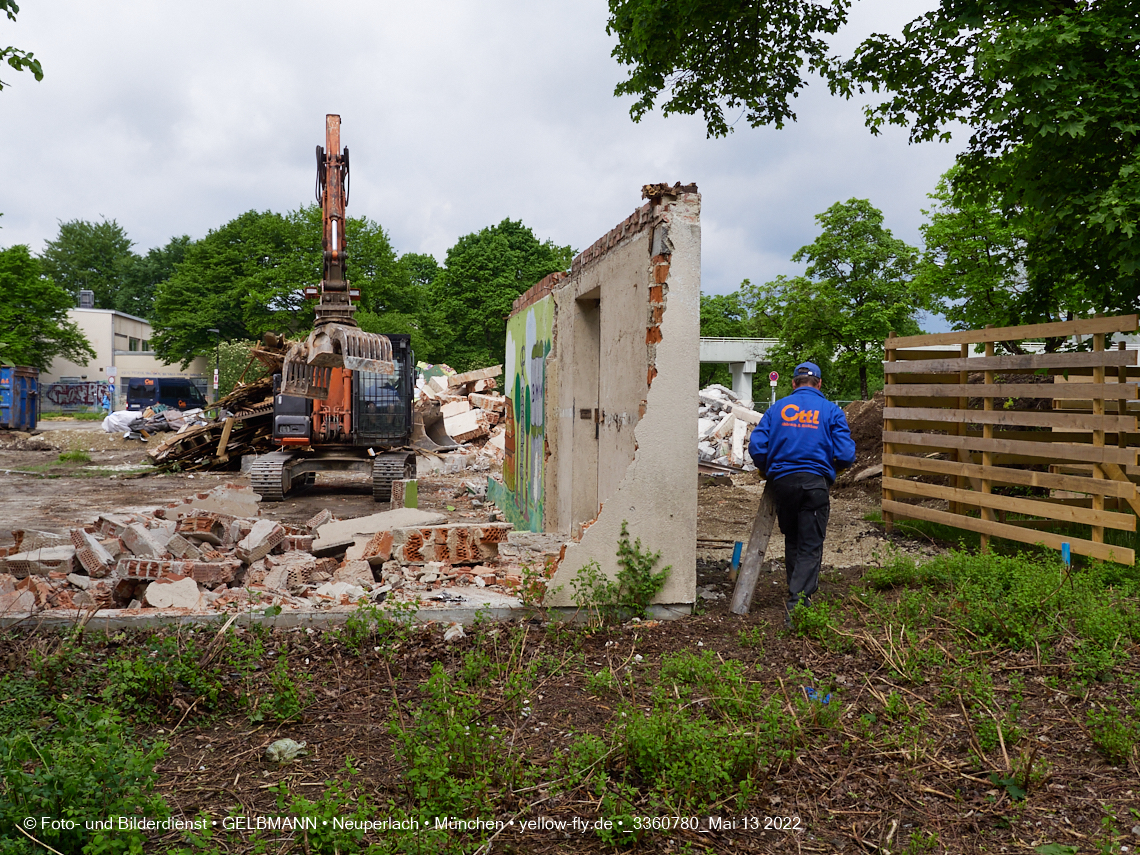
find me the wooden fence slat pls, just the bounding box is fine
[881,430,1139,465]
[884,350,1138,374]
[881,500,1135,564]
[883,406,1137,432]
[885,315,1139,350]
[882,453,1139,498]
[886,383,1139,399]
[882,477,1136,531]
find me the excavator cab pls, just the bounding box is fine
[272,335,414,447]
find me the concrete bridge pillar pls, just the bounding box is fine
[729,360,756,407]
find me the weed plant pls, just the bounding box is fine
[570,522,671,624]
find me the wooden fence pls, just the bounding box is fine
[882,315,1140,564]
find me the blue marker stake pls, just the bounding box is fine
[731,541,743,572]
[1062,542,1071,567]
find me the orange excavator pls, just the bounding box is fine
[250,115,418,501]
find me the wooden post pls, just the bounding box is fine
[215,416,235,463]
[980,329,995,553]
[1117,341,1128,513]
[954,342,970,513]
[730,489,777,615]
[883,332,897,532]
[1092,330,1106,544]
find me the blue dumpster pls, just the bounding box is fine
[0,366,39,431]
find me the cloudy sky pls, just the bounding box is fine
[1,0,961,316]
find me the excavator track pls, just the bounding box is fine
[251,451,294,502]
[372,452,416,502]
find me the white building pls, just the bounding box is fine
[41,307,210,412]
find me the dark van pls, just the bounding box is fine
[126,377,208,411]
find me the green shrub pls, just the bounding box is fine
[0,702,168,854]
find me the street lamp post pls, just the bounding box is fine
[207,329,220,403]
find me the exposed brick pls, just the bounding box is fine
[115,557,190,581]
[306,509,334,531]
[285,534,314,552]
[646,326,663,345]
[70,530,115,578]
[654,263,670,284]
[362,530,393,564]
[649,284,664,303]
[647,366,658,387]
[235,520,286,564]
[165,533,202,561]
[186,560,239,587]
[175,514,228,545]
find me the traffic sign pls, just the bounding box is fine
[769,371,779,381]
[213,368,220,390]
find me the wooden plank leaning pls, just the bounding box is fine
[730,488,778,615]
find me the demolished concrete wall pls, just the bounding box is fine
[490,184,699,609]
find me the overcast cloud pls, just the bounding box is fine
[1,1,961,316]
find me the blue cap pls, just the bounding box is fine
[794,361,821,379]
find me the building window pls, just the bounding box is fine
[129,337,140,351]
[141,339,151,352]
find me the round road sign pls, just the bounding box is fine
[769,371,779,382]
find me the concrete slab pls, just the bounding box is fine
[6,546,76,577]
[312,508,446,550]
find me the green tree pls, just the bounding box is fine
[607,1,1140,309]
[151,206,400,367]
[1,1,43,91]
[0,244,94,370]
[116,235,191,320]
[356,251,441,362]
[751,199,922,400]
[39,218,136,310]
[430,219,573,371]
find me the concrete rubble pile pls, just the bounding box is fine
[0,483,565,619]
[697,384,762,470]
[414,364,509,475]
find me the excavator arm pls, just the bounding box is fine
[281,115,394,398]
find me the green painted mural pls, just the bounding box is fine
[488,296,554,533]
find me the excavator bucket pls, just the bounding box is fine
[411,398,460,451]
[280,328,395,399]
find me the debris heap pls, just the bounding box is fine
[697,384,763,470]
[0,483,564,618]
[414,364,508,474]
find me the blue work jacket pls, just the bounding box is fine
[748,386,856,484]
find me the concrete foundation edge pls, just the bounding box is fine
[0,602,695,631]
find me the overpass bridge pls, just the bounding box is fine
[699,338,780,406]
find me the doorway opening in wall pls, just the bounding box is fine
[572,290,601,532]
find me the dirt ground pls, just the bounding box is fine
[0,425,491,532]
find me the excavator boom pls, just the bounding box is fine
[281,115,394,398]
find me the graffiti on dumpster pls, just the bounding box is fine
[44,382,107,407]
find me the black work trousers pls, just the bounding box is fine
[768,472,831,610]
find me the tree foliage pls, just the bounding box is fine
[749,199,922,400]
[151,206,400,368]
[0,244,94,370]
[429,219,573,371]
[1,0,43,91]
[607,0,1140,309]
[915,170,1034,335]
[39,218,136,311]
[116,235,191,320]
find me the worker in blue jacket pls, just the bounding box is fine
[748,361,856,621]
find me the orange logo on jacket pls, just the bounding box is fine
[780,403,820,427]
